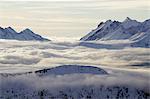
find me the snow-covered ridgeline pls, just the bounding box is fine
[0,27,50,41]
[80,18,150,47]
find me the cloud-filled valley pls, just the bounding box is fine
[0,40,149,73]
[0,40,149,99]
[0,0,149,98]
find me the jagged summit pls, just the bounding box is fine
[122,17,140,29]
[5,26,12,29]
[0,27,50,41]
[4,27,17,34]
[123,17,132,22]
[105,20,112,24]
[22,28,32,32]
[20,28,36,35]
[123,17,139,23]
[80,18,150,47]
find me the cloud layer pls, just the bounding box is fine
[0,40,149,73]
[0,40,149,98]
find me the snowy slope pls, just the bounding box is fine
[101,18,140,40]
[0,65,149,99]
[35,65,108,76]
[0,27,17,39]
[130,29,150,47]
[80,20,121,41]
[80,18,150,47]
[0,27,50,41]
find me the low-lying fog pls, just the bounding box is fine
[0,40,149,73]
[0,40,149,98]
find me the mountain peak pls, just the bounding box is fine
[4,27,17,34]
[123,17,139,23]
[0,27,50,41]
[22,28,33,33]
[105,20,112,24]
[6,26,13,29]
[124,17,132,22]
[5,27,14,31]
[122,17,140,29]
[80,18,150,47]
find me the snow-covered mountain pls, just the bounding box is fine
[0,27,50,41]
[80,18,150,47]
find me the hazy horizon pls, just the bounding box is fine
[0,0,149,41]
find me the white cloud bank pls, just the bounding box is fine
[0,40,149,98]
[0,40,149,73]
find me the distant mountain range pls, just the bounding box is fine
[0,17,149,48]
[0,27,50,41]
[80,17,150,47]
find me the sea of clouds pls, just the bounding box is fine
[0,40,149,73]
[0,40,149,98]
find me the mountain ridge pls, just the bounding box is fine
[80,17,150,47]
[0,27,50,41]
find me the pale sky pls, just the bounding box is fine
[0,0,149,41]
